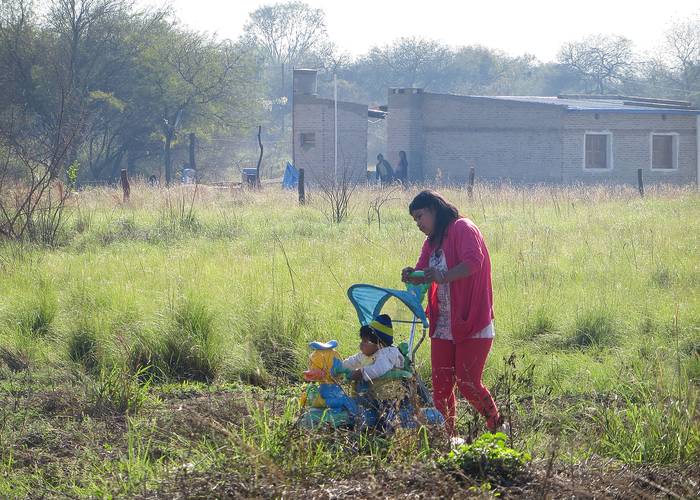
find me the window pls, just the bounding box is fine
[584,133,612,170]
[651,134,677,170]
[299,132,315,149]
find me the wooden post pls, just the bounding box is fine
[298,168,305,205]
[120,168,130,202]
[467,166,475,199]
[256,125,263,188]
[637,168,644,197]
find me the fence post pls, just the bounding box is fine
[467,166,475,199]
[637,168,644,197]
[120,168,130,202]
[298,168,305,205]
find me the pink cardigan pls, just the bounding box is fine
[415,218,494,342]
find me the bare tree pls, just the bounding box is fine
[243,1,331,69]
[367,184,400,231]
[0,93,83,244]
[316,165,358,224]
[558,35,634,94]
[663,15,700,97]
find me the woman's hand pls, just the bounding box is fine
[401,266,415,283]
[424,267,448,284]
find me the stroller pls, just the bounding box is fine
[299,278,445,429]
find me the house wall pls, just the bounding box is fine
[387,90,699,186]
[388,92,565,183]
[561,112,698,185]
[293,95,368,183]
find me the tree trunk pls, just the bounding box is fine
[189,132,196,172]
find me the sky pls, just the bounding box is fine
[138,0,699,62]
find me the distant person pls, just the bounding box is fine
[375,153,394,186]
[397,150,408,185]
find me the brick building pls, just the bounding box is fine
[292,69,368,183]
[387,90,700,186]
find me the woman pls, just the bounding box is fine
[401,190,503,440]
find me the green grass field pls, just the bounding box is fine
[1,182,698,497]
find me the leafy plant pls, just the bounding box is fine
[438,432,531,480]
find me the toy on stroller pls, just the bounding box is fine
[299,274,444,430]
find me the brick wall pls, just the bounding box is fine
[388,92,565,183]
[387,91,699,186]
[293,95,368,183]
[562,112,697,185]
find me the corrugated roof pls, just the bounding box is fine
[485,95,700,114]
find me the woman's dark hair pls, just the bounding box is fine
[359,325,379,344]
[409,189,461,247]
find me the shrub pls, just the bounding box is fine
[438,432,531,480]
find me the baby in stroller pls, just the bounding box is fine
[341,314,412,431]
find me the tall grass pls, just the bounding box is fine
[0,183,698,406]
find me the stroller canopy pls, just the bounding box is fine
[347,284,429,328]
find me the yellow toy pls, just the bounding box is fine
[298,340,358,428]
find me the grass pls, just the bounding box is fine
[0,181,699,496]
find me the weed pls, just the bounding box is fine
[88,364,152,415]
[438,432,531,480]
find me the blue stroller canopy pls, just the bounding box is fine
[347,284,429,328]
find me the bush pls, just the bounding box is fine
[159,297,220,382]
[438,432,531,480]
[568,309,617,348]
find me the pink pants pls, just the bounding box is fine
[431,337,500,435]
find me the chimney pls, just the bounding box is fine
[293,69,318,96]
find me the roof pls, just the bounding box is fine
[486,95,700,115]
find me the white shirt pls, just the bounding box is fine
[430,248,495,341]
[342,346,405,381]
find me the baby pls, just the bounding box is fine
[342,314,407,429]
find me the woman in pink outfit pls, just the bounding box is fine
[401,190,502,437]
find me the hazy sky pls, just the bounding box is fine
[139,0,699,62]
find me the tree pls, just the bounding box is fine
[141,25,260,184]
[663,15,700,101]
[348,37,454,102]
[243,1,333,71]
[558,35,634,94]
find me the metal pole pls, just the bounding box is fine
[408,316,417,359]
[334,72,338,183]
